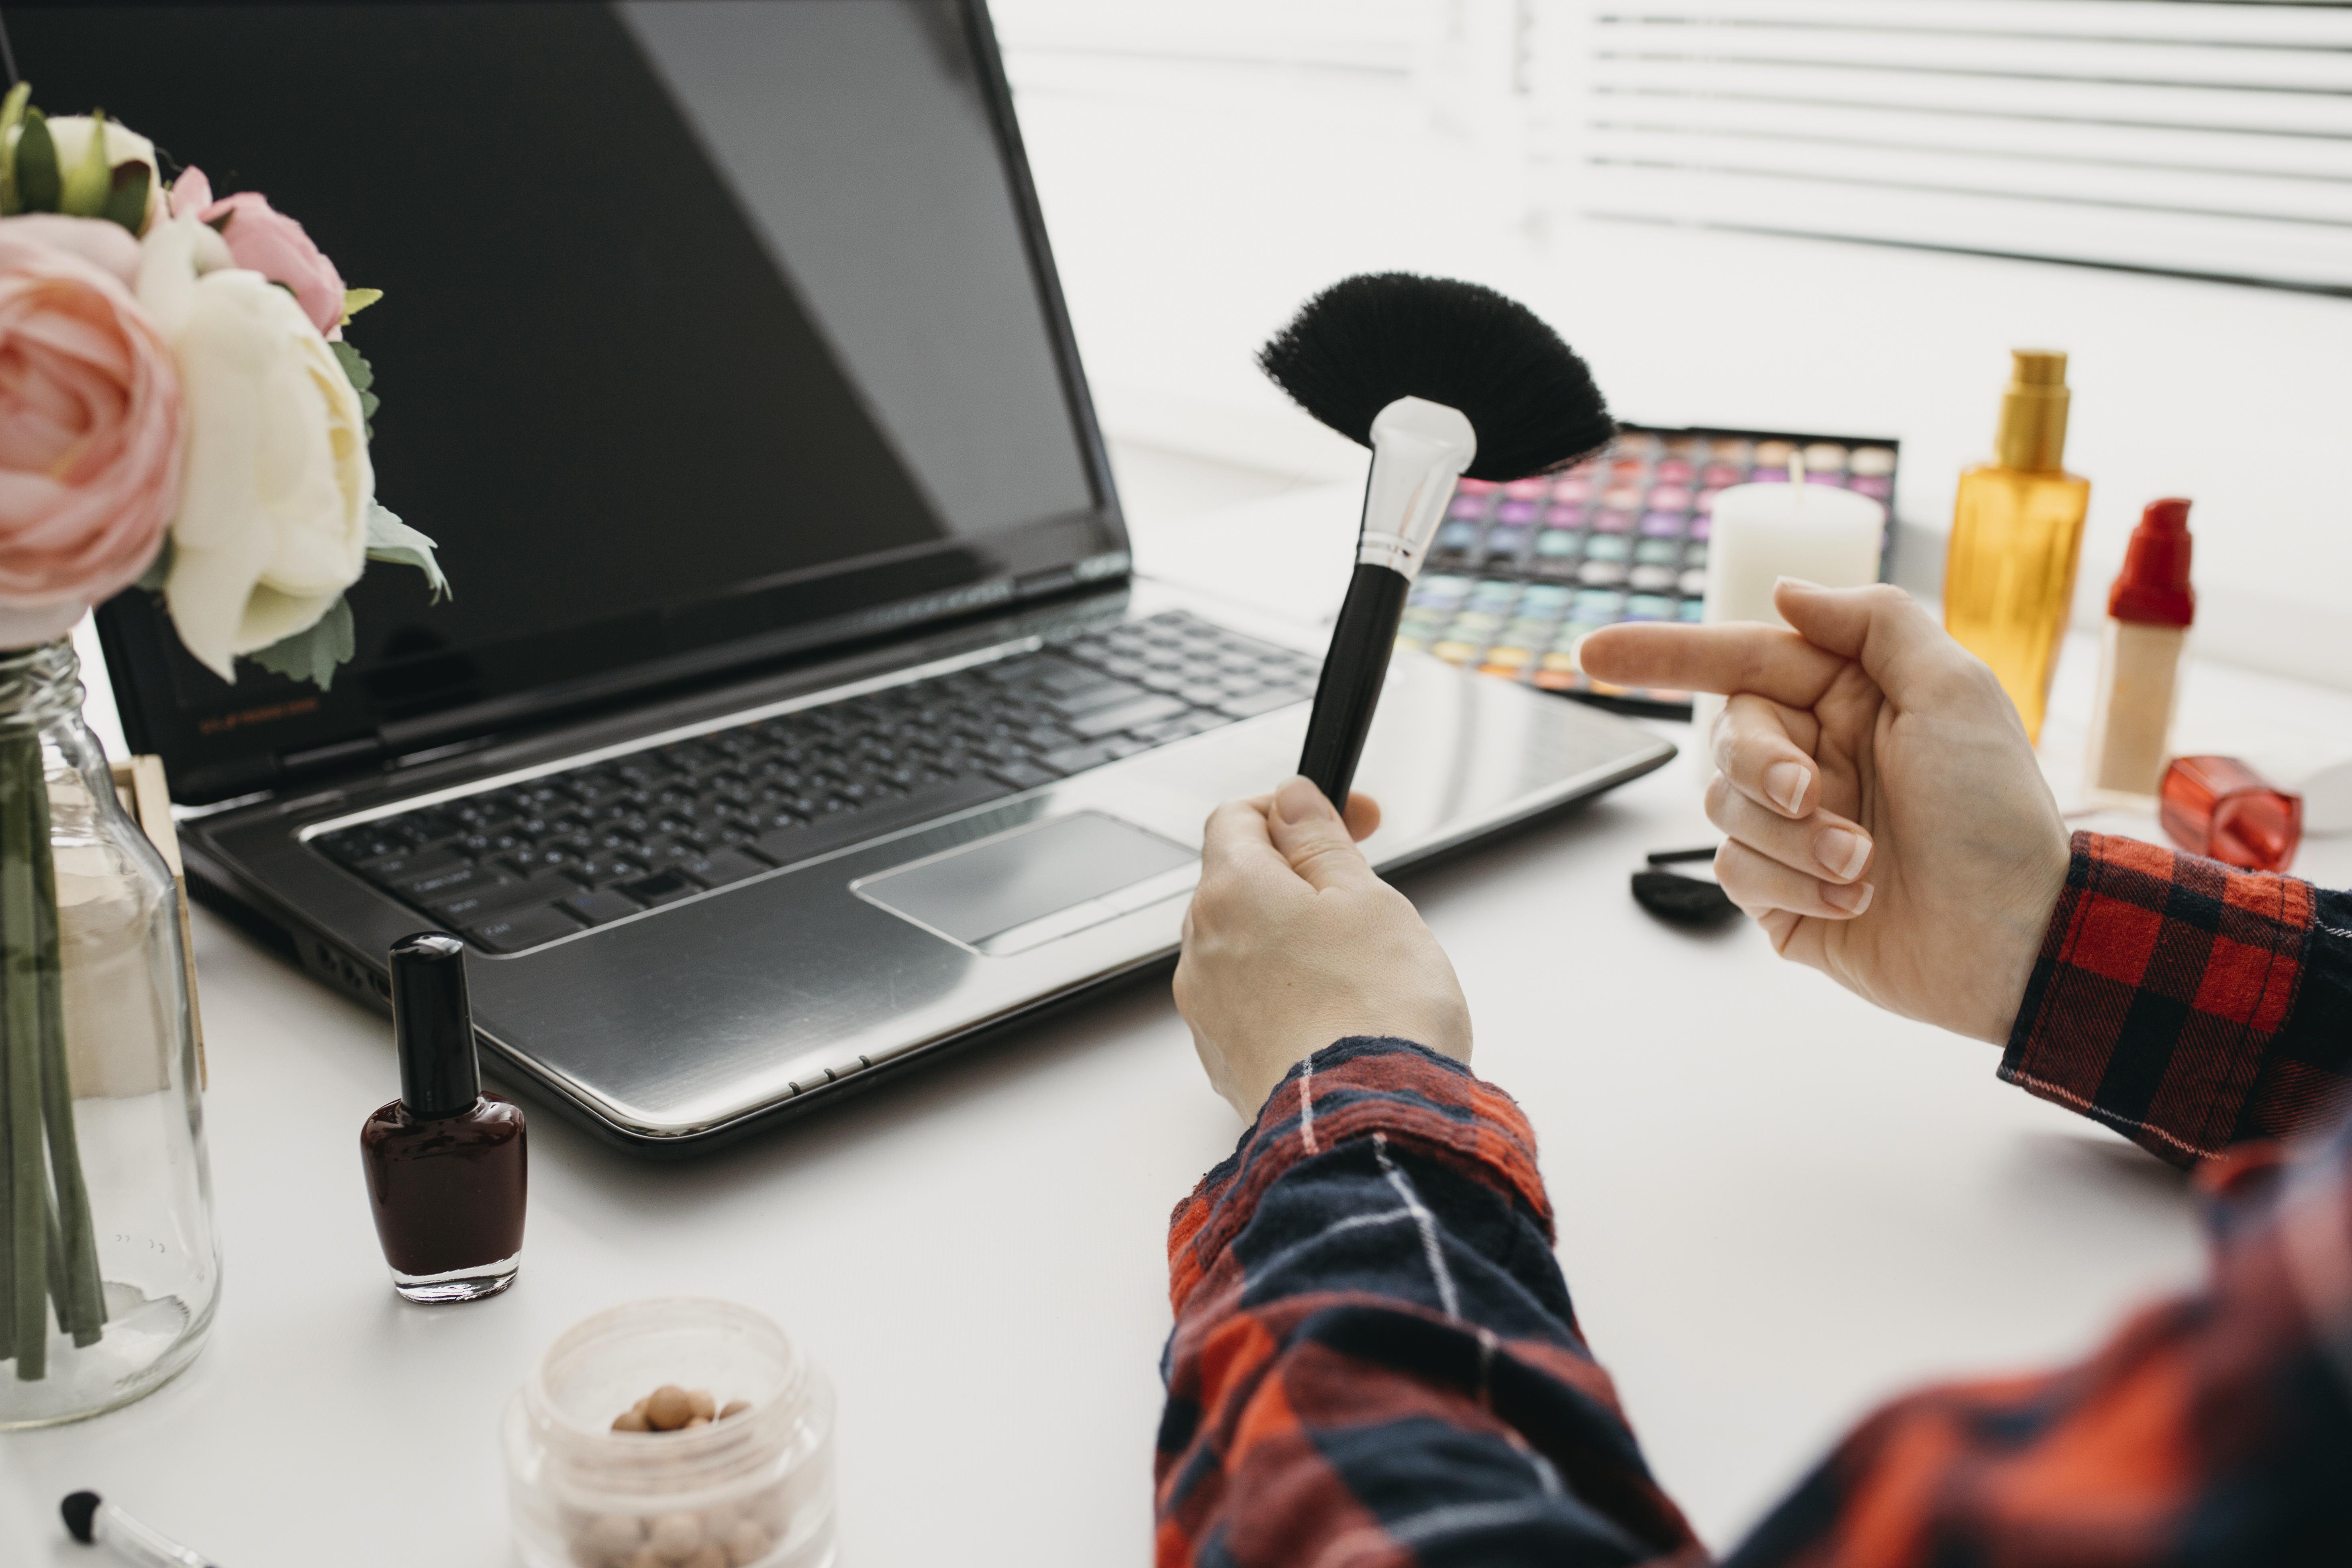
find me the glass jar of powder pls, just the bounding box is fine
[504,1298,837,1568]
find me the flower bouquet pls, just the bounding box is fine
[0,84,443,1411]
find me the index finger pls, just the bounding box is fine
[1578,621,1850,708]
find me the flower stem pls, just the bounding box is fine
[30,768,104,1347]
[2,734,51,1378]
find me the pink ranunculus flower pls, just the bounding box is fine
[0,223,184,648]
[170,165,347,341]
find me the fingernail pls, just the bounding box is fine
[1275,776,1335,825]
[1824,879,1873,915]
[1764,761,1810,815]
[1774,576,1823,592]
[1815,826,1870,880]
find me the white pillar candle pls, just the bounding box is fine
[1693,478,1886,762]
[1703,480,1886,629]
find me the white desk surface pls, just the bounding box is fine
[7,492,2352,1563]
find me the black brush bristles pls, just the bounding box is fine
[61,1492,100,1545]
[1258,273,1613,483]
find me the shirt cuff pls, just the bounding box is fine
[1166,1037,1551,1316]
[2002,831,2315,1166]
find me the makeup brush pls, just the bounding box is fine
[62,1491,224,1568]
[1259,273,1614,804]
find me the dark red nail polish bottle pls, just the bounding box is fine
[360,933,527,1303]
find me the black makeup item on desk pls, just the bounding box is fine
[1258,273,1615,804]
[62,1492,222,1568]
[359,933,527,1304]
[1405,426,1901,717]
[1632,847,1740,927]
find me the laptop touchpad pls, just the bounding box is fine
[852,812,1199,956]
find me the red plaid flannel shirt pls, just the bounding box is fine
[1157,833,2352,1565]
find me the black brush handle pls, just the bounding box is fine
[1299,562,1411,806]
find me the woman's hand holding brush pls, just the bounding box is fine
[1176,780,1470,1120]
[1582,580,2070,1044]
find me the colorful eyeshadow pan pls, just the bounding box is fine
[1411,422,1899,716]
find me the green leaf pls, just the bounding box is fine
[331,338,374,394]
[245,596,356,690]
[15,108,59,214]
[57,108,108,217]
[133,537,174,593]
[331,339,378,441]
[341,287,383,326]
[365,504,449,601]
[0,82,31,216]
[100,159,149,235]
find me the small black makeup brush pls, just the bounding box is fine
[1259,273,1614,805]
[62,1491,224,1567]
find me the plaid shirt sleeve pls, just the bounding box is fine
[1157,1036,1703,1567]
[2002,831,2352,1166]
[1159,836,2352,1567]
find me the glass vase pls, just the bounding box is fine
[0,638,218,1428]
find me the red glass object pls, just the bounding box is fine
[2160,755,2302,872]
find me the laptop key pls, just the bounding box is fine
[402,860,512,902]
[1047,678,1148,718]
[562,886,643,925]
[752,774,1012,869]
[680,848,771,889]
[985,760,1056,791]
[1219,687,1306,719]
[365,843,470,883]
[321,828,410,866]
[1038,739,1124,775]
[428,873,577,925]
[500,846,576,876]
[1066,692,1188,740]
[464,904,587,954]
[1132,714,1203,745]
[618,871,698,906]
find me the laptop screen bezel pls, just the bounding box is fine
[87,0,1128,805]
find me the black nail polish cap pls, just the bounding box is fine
[390,932,480,1119]
[61,1491,99,1544]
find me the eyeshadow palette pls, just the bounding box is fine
[1395,425,1899,718]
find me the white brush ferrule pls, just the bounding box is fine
[1354,396,1478,578]
[95,1501,218,1568]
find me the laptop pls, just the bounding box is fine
[60,0,1675,1152]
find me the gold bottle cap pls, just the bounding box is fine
[1995,349,2070,471]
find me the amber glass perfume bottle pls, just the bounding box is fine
[360,933,527,1303]
[1944,350,2091,743]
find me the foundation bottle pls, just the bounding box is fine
[360,932,527,1303]
[1944,350,2092,743]
[2085,499,2195,803]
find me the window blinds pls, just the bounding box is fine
[1566,1,2352,294]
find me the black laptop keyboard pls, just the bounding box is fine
[312,611,1321,953]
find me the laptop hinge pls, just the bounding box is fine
[280,735,388,779]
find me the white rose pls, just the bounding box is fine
[8,114,163,230]
[136,218,372,682]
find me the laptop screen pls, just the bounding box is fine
[32,1,1124,802]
